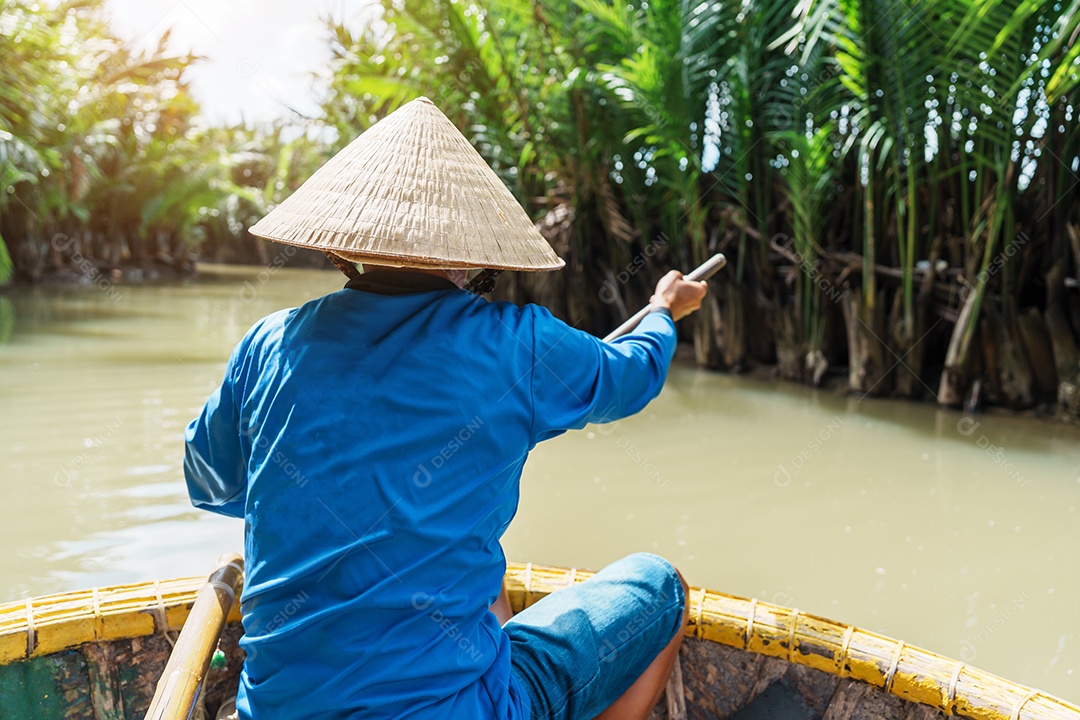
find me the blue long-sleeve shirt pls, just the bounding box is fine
[184,273,677,719]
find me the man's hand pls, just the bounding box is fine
[651,270,708,321]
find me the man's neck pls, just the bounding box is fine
[362,264,466,288]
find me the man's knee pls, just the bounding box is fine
[617,552,679,585]
[616,553,689,629]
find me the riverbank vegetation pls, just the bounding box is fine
[0,0,328,283]
[2,0,1079,416]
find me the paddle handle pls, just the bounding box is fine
[144,554,244,720]
[603,253,727,342]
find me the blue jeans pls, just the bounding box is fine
[504,553,686,720]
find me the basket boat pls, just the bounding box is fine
[1,561,1077,720]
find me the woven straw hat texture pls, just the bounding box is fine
[248,97,564,272]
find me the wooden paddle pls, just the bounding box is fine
[603,253,727,342]
[144,553,244,720]
[598,253,724,715]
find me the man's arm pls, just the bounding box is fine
[528,271,707,442]
[184,345,247,518]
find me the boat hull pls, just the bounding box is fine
[0,624,244,719]
[1,563,1077,720]
[649,637,950,720]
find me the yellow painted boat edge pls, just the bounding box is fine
[0,576,243,665]
[1,562,1076,720]
[502,562,1080,720]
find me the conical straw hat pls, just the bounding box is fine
[249,97,564,271]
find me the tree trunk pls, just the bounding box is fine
[938,284,979,407]
[988,304,1035,408]
[724,284,746,370]
[896,235,941,398]
[841,287,889,395]
[775,310,802,381]
[1016,307,1058,399]
[888,290,920,397]
[694,292,724,369]
[1045,304,1079,377]
[1045,303,1080,418]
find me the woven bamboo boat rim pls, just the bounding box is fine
[0,576,233,664]
[1,563,1076,720]
[248,97,564,272]
[506,564,1080,720]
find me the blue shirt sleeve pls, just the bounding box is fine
[184,341,247,518]
[529,305,677,443]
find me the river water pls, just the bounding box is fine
[1,265,1077,700]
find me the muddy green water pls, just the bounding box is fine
[0,265,1077,700]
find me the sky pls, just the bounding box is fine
[103,0,379,124]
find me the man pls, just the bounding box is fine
[185,97,707,720]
